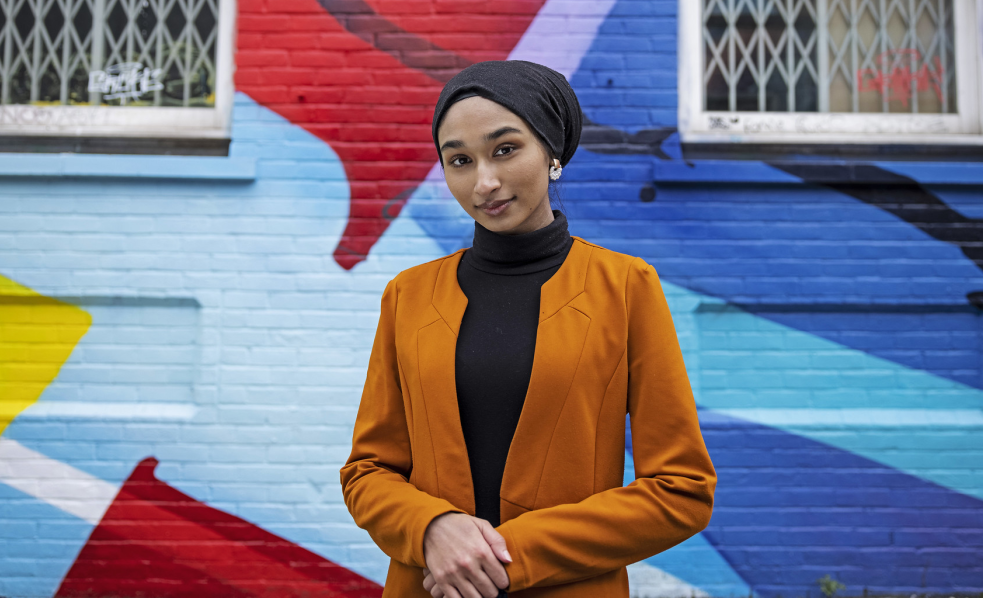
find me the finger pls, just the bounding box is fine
[456,537,502,596]
[476,519,511,563]
[441,584,463,598]
[423,574,435,593]
[473,521,510,590]
[443,570,483,598]
[466,569,501,598]
[454,581,483,598]
[480,555,510,591]
[430,583,445,598]
[423,568,431,578]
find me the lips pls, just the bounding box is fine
[478,197,515,216]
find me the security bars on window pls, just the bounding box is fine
[703,0,957,114]
[0,0,219,107]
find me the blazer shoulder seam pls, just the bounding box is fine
[393,249,466,285]
[573,237,640,266]
[624,256,642,315]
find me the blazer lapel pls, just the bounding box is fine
[418,250,475,514]
[419,240,594,515]
[500,239,593,511]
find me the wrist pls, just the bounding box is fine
[423,511,460,556]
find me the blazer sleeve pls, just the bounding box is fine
[339,278,466,569]
[496,258,717,592]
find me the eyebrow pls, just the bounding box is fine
[439,126,522,153]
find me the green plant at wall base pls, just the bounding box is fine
[817,575,846,598]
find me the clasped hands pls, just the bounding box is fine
[422,512,512,598]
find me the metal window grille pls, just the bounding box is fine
[703,0,957,113]
[0,0,219,107]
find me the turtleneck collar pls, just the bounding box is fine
[463,210,573,275]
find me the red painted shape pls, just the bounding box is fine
[235,0,547,269]
[56,458,382,598]
[359,0,545,65]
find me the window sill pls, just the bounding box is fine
[655,160,983,186]
[0,135,231,156]
[0,153,256,182]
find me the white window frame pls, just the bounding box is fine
[0,0,236,140]
[678,0,983,145]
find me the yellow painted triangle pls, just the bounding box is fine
[0,275,91,436]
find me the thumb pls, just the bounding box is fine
[477,519,512,563]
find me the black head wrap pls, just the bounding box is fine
[432,60,583,167]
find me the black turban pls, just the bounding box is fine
[431,60,583,167]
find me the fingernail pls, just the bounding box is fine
[502,549,512,562]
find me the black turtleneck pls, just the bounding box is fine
[455,210,573,528]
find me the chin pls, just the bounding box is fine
[476,212,525,235]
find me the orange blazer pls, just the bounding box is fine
[340,237,717,597]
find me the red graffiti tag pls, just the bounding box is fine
[857,49,945,109]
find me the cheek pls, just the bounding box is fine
[514,160,548,199]
[445,173,476,208]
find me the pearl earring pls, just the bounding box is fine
[549,158,562,181]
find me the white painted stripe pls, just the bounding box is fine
[19,401,197,421]
[711,408,983,427]
[508,0,619,78]
[0,437,119,525]
[626,561,711,598]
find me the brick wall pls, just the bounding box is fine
[1,1,982,597]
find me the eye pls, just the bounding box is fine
[449,155,471,167]
[494,145,516,157]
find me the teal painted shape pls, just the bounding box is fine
[663,282,983,501]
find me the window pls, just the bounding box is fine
[678,0,982,143]
[0,0,235,141]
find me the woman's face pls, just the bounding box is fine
[436,96,554,235]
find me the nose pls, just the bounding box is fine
[473,160,500,198]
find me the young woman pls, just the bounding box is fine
[340,60,716,598]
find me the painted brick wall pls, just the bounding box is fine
[1,1,982,597]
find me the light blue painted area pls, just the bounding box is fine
[404,168,476,253]
[623,450,753,597]
[0,93,397,588]
[0,484,93,598]
[9,299,202,487]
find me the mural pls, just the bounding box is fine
[1,0,982,597]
